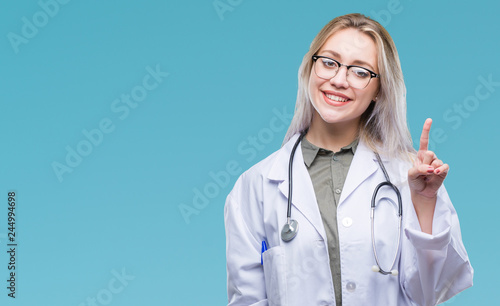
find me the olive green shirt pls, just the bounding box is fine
[301,137,358,306]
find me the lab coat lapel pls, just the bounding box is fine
[339,140,379,204]
[267,134,327,241]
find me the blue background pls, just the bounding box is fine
[1,0,498,305]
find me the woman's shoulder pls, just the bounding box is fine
[237,145,285,184]
[230,135,299,192]
[226,146,281,203]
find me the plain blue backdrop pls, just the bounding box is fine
[0,0,498,305]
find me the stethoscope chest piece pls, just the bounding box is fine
[281,219,299,242]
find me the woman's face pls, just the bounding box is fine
[308,28,380,129]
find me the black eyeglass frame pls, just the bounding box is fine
[312,55,380,88]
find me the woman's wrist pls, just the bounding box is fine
[411,192,437,234]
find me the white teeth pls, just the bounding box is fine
[325,93,348,102]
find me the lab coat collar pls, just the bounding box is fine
[267,134,327,241]
[266,134,402,240]
[339,138,379,204]
[337,139,408,203]
[267,134,380,181]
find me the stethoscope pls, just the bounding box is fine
[281,131,402,276]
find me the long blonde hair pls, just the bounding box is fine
[283,13,415,160]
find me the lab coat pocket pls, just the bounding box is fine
[262,246,288,306]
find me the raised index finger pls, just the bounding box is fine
[419,118,432,151]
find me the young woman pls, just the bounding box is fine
[225,13,473,306]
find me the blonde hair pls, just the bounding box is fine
[283,13,415,160]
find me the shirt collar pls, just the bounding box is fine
[301,136,359,167]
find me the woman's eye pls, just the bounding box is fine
[352,68,370,78]
[322,59,337,68]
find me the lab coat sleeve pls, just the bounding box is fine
[225,176,268,306]
[401,185,473,306]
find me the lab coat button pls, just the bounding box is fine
[342,217,353,227]
[335,188,341,194]
[316,241,323,248]
[346,281,356,292]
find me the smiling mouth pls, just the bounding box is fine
[324,92,350,102]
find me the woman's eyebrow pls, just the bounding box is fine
[320,49,376,71]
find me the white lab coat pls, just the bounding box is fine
[225,134,473,306]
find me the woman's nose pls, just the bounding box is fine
[329,66,349,88]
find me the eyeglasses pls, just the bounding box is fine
[312,55,380,89]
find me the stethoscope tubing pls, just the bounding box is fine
[371,153,403,275]
[282,132,403,276]
[286,132,307,222]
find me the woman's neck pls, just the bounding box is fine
[306,113,359,152]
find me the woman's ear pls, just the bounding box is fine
[373,88,380,102]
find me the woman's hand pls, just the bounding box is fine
[408,118,449,233]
